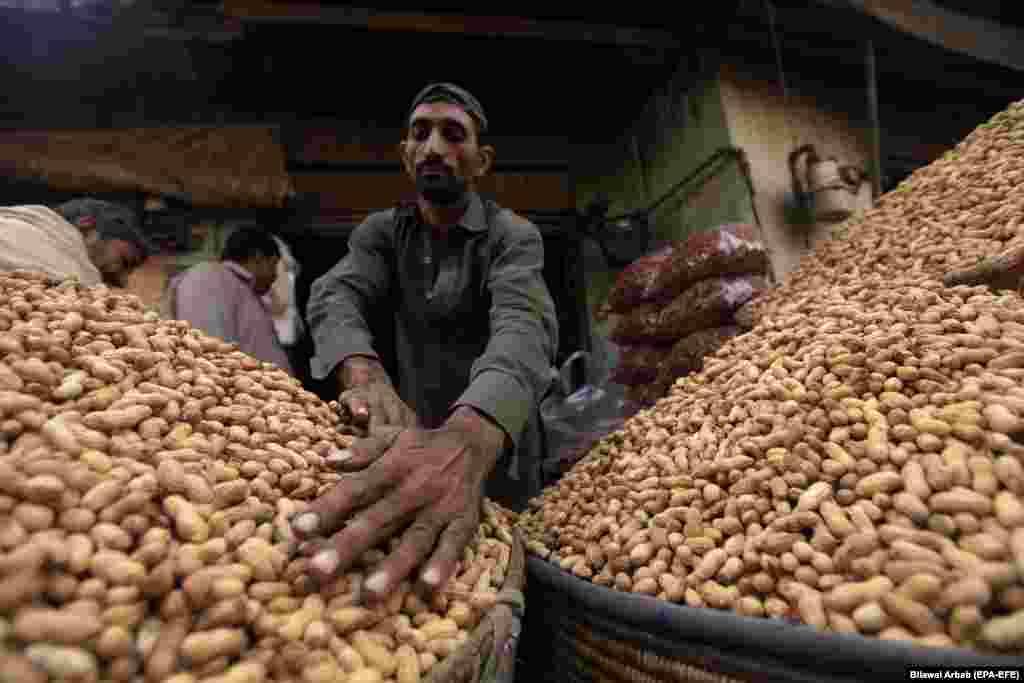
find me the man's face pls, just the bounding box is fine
[400,102,494,207]
[88,238,145,288]
[250,254,280,296]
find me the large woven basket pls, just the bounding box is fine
[423,530,526,683]
[519,556,1021,683]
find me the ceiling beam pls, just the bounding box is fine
[721,15,1024,104]
[220,0,681,48]
[812,0,1024,72]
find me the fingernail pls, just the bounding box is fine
[311,549,339,576]
[292,512,320,535]
[326,449,352,466]
[422,566,442,587]
[365,571,389,595]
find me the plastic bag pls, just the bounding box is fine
[653,223,768,300]
[540,352,642,485]
[604,242,677,313]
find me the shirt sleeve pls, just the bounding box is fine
[453,216,559,450]
[307,214,394,381]
[173,267,236,343]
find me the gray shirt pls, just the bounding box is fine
[307,193,559,509]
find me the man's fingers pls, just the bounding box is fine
[362,517,444,602]
[310,517,408,589]
[368,406,393,433]
[290,465,394,541]
[327,427,403,471]
[308,490,425,585]
[419,508,480,593]
[380,396,403,430]
[341,393,371,425]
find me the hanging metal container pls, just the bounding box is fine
[789,144,868,225]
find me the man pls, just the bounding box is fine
[0,197,151,287]
[293,83,559,601]
[164,225,295,375]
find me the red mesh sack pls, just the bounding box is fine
[655,275,767,340]
[608,304,663,345]
[608,344,673,386]
[611,275,766,344]
[656,326,742,386]
[604,243,677,313]
[653,224,767,301]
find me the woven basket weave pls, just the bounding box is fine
[422,530,526,683]
[520,556,1021,683]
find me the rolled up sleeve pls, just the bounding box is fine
[453,219,559,449]
[307,215,393,381]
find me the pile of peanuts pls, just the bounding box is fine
[0,271,515,683]
[519,101,1024,654]
[750,100,1024,323]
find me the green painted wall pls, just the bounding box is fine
[573,67,754,344]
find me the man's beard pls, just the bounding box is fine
[416,171,468,206]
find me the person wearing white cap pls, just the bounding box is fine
[0,197,152,287]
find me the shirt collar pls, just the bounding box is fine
[458,192,489,233]
[223,261,254,283]
[398,192,489,234]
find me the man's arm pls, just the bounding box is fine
[307,214,418,429]
[450,215,559,451]
[173,267,236,343]
[291,216,557,599]
[306,215,394,387]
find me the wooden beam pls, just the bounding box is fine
[814,0,1024,72]
[221,0,680,48]
[291,170,573,214]
[721,17,1024,103]
[286,128,572,167]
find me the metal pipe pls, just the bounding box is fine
[865,39,882,199]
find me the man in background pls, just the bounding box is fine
[0,197,151,287]
[163,224,294,375]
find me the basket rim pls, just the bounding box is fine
[422,529,526,683]
[527,555,1022,674]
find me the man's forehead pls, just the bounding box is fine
[409,102,475,127]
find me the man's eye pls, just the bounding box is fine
[443,126,466,143]
[411,126,430,141]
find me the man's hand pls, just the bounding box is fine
[291,407,508,601]
[338,356,418,430]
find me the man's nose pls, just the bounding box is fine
[423,128,448,156]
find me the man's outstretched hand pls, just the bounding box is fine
[291,406,508,602]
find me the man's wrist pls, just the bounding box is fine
[448,406,509,454]
[338,355,389,391]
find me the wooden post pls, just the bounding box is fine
[865,39,882,199]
